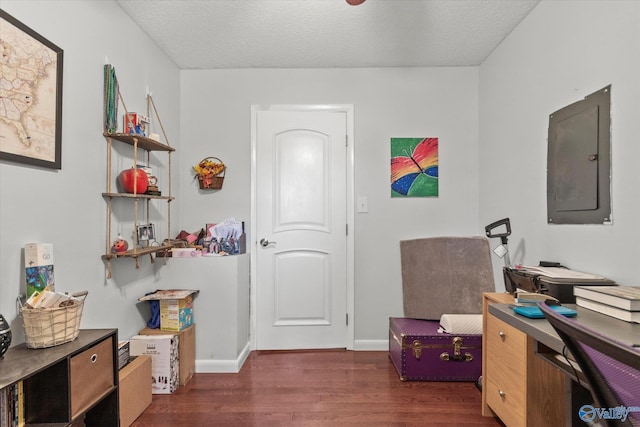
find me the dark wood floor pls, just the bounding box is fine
[131,350,504,426]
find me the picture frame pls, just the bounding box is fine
[137,224,156,242]
[0,10,64,169]
[391,137,439,197]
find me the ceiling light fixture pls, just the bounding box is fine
[346,0,366,5]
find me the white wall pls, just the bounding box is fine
[180,68,481,342]
[0,1,181,341]
[0,1,480,351]
[153,255,250,371]
[479,1,640,288]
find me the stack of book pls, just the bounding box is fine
[573,286,640,323]
[0,381,24,427]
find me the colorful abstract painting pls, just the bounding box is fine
[391,137,438,197]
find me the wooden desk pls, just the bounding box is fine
[482,292,640,427]
[488,302,639,354]
[482,293,566,427]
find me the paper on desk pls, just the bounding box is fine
[519,266,608,280]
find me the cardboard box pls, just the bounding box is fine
[160,296,193,331]
[140,323,195,386]
[119,355,152,427]
[24,243,55,299]
[129,335,179,394]
[139,290,198,331]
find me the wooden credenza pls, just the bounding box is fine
[0,329,119,426]
[482,293,565,426]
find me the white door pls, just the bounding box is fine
[254,107,348,350]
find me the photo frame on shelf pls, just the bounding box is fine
[0,10,64,169]
[137,224,156,242]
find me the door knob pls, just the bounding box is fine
[260,238,275,247]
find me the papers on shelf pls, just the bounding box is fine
[207,217,242,242]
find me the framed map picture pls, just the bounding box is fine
[391,137,439,197]
[0,10,63,169]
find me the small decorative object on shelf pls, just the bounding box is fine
[124,112,150,136]
[193,157,225,190]
[146,175,161,195]
[112,234,129,253]
[118,167,149,194]
[0,313,11,358]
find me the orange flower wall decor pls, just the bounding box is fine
[193,157,225,190]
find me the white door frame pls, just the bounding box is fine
[250,104,355,351]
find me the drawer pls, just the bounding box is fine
[486,314,527,425]
[486,376,525,427]
[70,337,115,419]
[486,356,525,398]
[486,313,526,358]
[487,317,526,373]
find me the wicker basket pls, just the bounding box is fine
[196,157,225,190]
[22,291,87,349]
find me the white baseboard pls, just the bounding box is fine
[195,340,388,373]
[353,339,388,351]
[195,342,251,373]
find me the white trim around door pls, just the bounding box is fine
[250,104,355,351]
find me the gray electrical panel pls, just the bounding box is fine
[547,85,611,224]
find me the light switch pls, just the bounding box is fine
[357,196,368,213]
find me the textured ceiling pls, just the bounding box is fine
[116,0,540,69]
